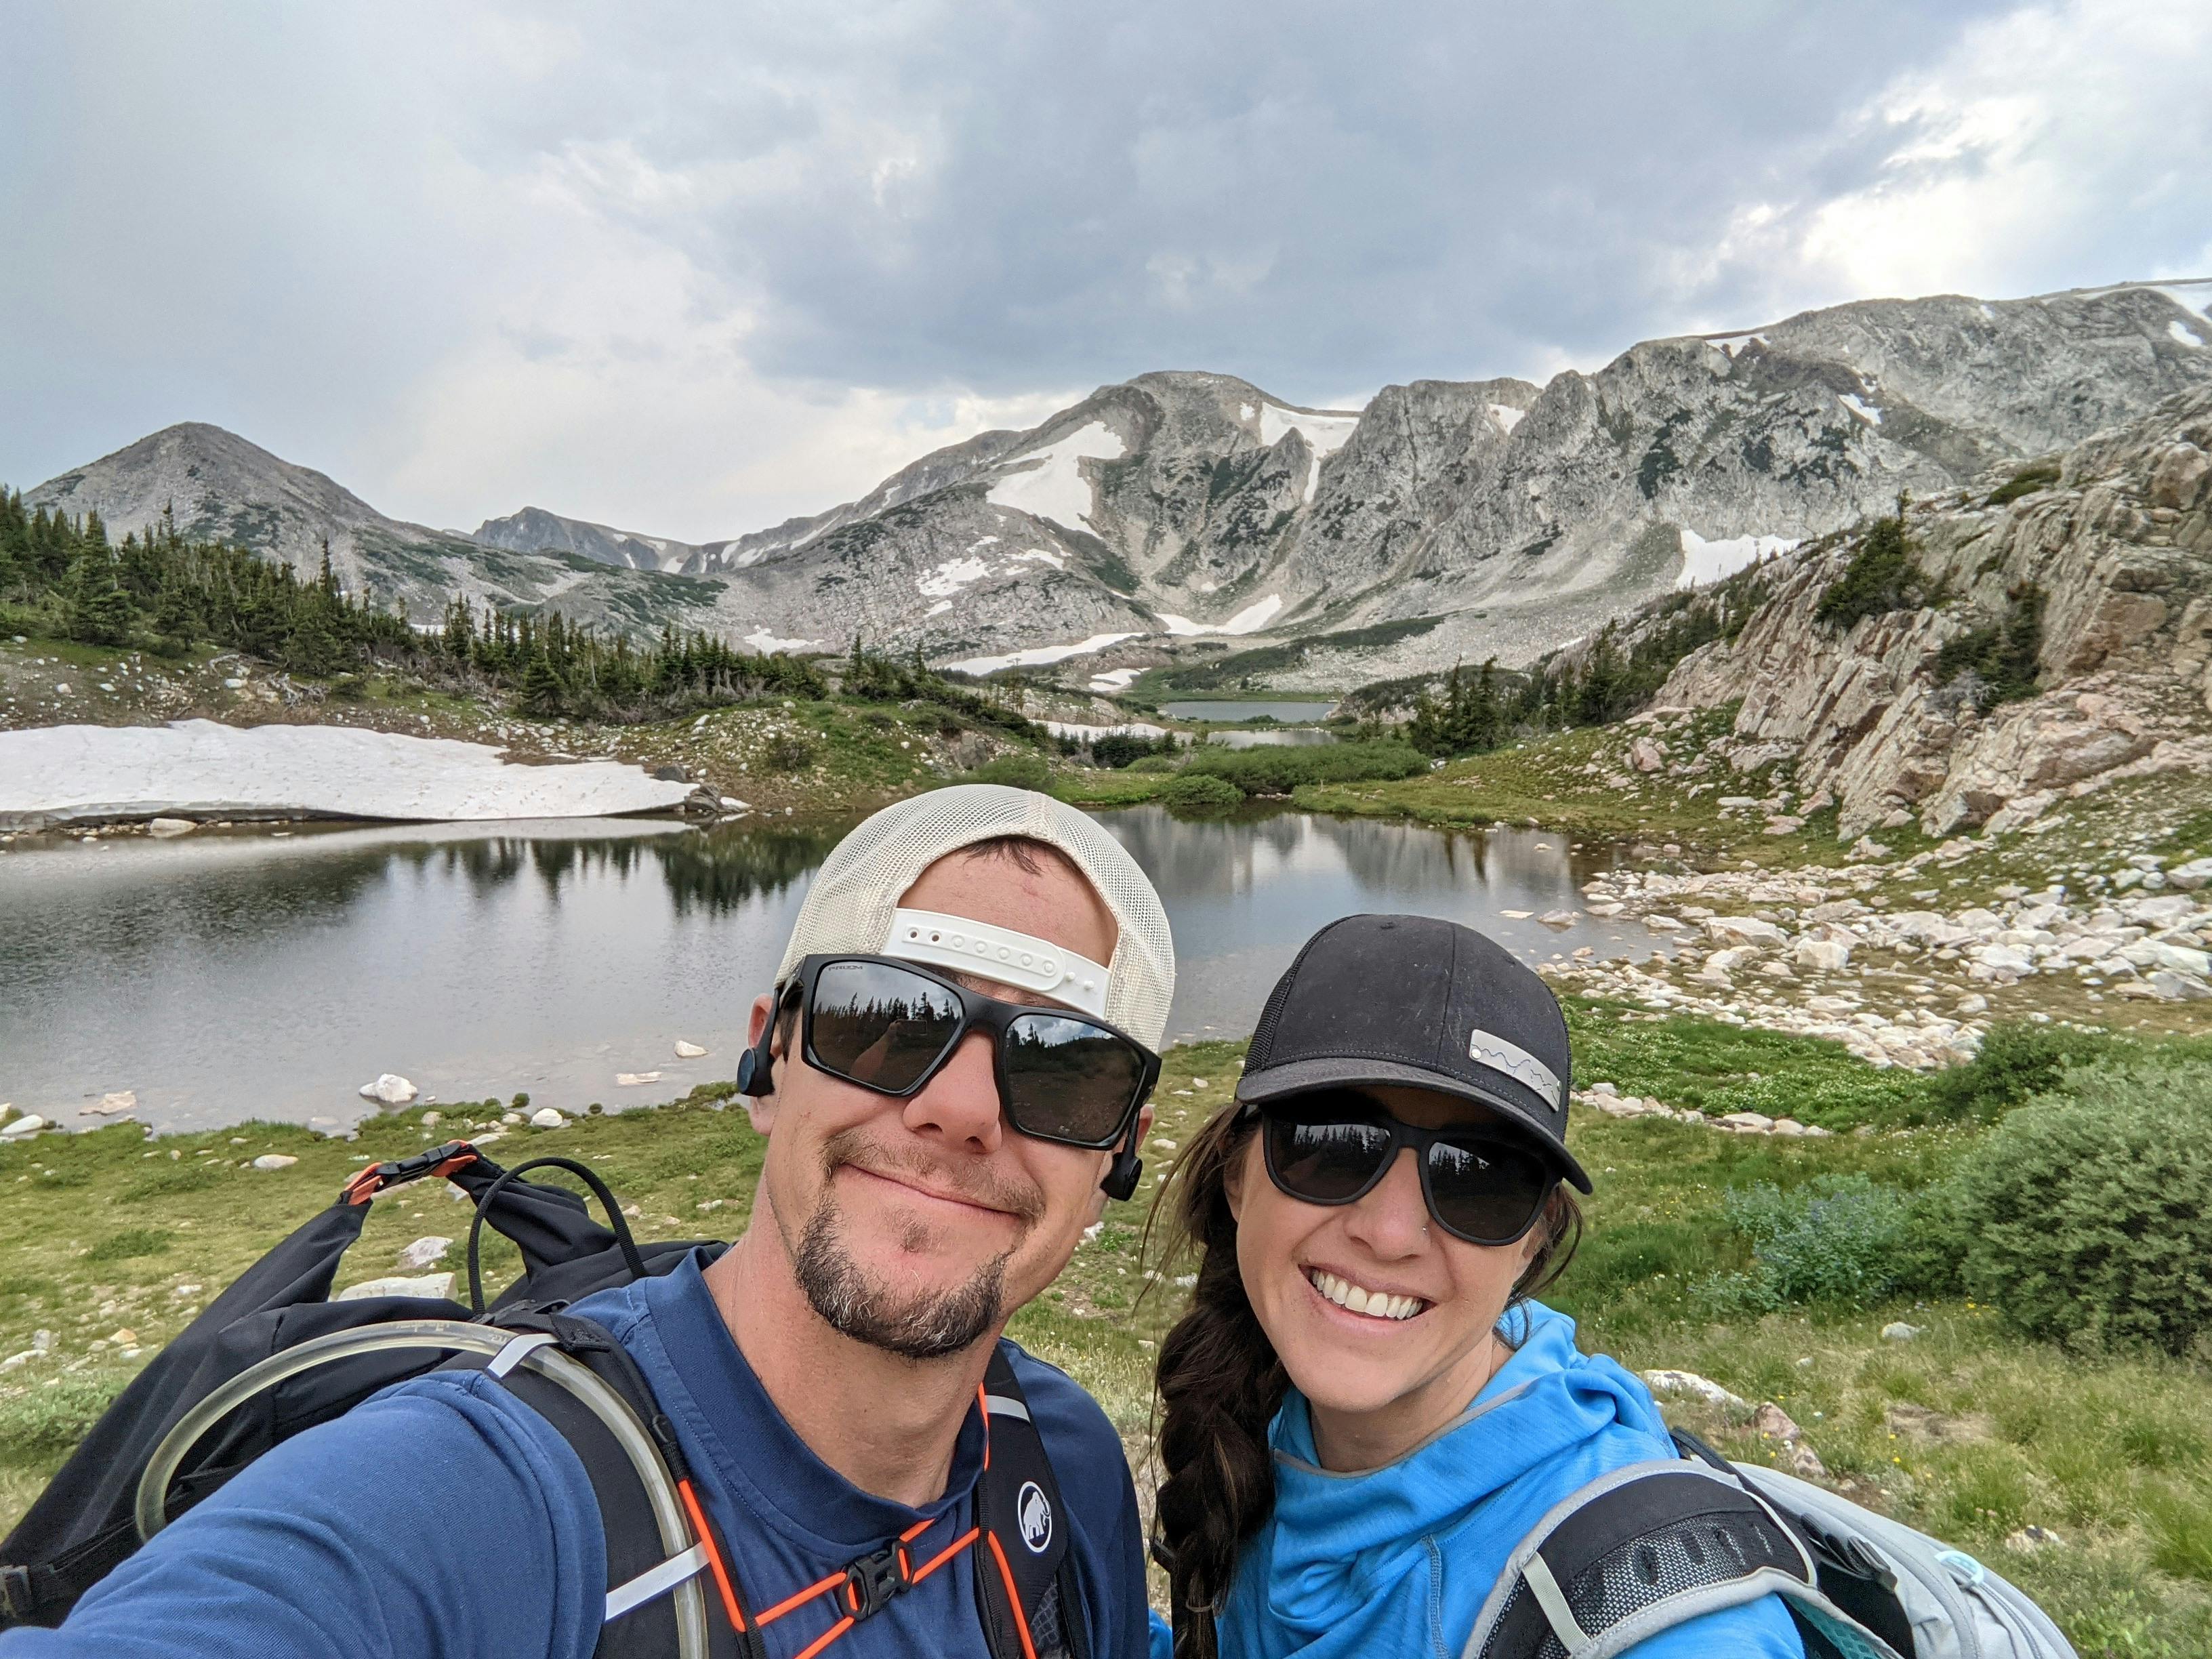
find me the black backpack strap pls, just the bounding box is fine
[973,1349,1091,1659]
[455,1314,760,1659]
[1467,1462,1822,1659]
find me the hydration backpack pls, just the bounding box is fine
[1464,1427,2076,1659]
[0,1142,1090,1659]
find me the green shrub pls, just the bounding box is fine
[1985,459,2062,508]
[1159,773,1242,812]
[1126,754,1181,774]
[1932,583,2045,708]
[762,733,816,773]
[1698,1175,1919,1311]
[958,752,1052,792]
[1090,733,1175,769]
[0,1374,129,1466]
[1814,510,1936,632]
[1921,1019,2112,1122]
[1956,1059,2212,1355]
[85,1228,173,1264]
[1179,739,1425,796]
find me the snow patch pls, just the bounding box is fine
[985,422,1126,530]
[1839,392,1883,425]
[0,721,695,829]
[1488,403,1527,434]
[1258,403,1360,501]
[918,556,991,597]
[2169,319,2205,349]
[1006,547,1066,571]
[1088,668,1141,693]
[1239,403,1256,421]
[2149,281,2212,317]
[745,629,820,653]
[1677,529,1799,590]
[1155,594,1285,636]
[1979,302,1997,320]
[969,535,1000,549]
[924,600,954,617]
[945,633,1139,676]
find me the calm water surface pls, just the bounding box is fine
[1161,700,1336,723]
[0,808,1654,1132]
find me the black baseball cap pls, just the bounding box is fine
[1235,914,1591,1192]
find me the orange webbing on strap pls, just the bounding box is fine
[740,1512,984,1659]
[984,1532,1042,1659]
[676,1478,747,1634]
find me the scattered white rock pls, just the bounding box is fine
[398,1235,453,1270]
[0,1114,45,1141]
[359,1074,418,1106]
[1537,909,1579,928]
[529,1107,567,1128]
[250,1153,298,1171]
[146,817,197,837]
[1880,1322,1925,1343]
[673,1041,709,1059]
[335,1272,455,1303]
[2004,1525,2066,1553]
[616,1071,662,1086]
[1642,1370,1750,1413]
[81,1090,138,1117]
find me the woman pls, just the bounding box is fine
[1151,914,1805,1659]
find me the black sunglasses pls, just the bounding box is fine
[786,954,1160,1151]
[1250,1092,1559,1246]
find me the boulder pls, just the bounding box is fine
[81,1090,138,1117]
[673,1040,710,1059]
[146,817,197,836]
[1641,1370,1749,1413]
[1795,938,1852,972]
[1879,1322,1925,1342]
[249,1154,298,1171]
[1706,916,1788,947]
[529,1107,568,1128]
[0,1114,46,1141]
[359,1074,418,1106]
[398,1235,453,1270]
[1629,737,1665,773]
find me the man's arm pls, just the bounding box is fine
[0,1373,607,1659]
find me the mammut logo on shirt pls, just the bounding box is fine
[1017,1481,1052,1553]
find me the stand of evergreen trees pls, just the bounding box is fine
[0,490,1039,737]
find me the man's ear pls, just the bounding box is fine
[743,992,783,1136]
[1134,1102,1155,1145]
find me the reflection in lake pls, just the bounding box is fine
[1161,700,1337,723]
[0,807,1652,1132]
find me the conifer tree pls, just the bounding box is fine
[64,539,135,646]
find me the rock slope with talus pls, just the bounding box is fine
[1652,386,2212,839]
[24,281,2212,672]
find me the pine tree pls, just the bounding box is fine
[64,541,135,646]
[517,651,566,718]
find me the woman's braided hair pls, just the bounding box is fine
[1149,1101,1582,1659]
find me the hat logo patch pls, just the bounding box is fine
[1017,1481,1053,1553]
[1468,1027,1564,1111]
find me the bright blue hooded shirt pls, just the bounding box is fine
[1152,1300,1801,1659]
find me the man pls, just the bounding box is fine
[3,784,1174,1659]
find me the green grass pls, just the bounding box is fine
[4,1026,2209,1650]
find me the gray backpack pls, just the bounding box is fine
[1461,1431,2075,1659]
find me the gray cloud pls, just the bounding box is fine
[3,0,2205,537]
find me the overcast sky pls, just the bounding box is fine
[4,1,2207,541]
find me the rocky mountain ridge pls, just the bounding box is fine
[1627,384,2212,840]
[24,281,2212,680]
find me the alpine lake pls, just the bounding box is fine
[0,804,1652,1134]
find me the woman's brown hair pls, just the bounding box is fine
[1148,1102,1580,1659]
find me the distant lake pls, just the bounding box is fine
[0,808,1651,1132]
[1162,700,1337,723]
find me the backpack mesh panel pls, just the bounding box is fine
[1789,1601,1893,1659]
[1027,1580,1069,1659]
[1479,1510,1802,1659]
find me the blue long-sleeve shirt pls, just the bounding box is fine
[2,1250,1147,1659]
[1153,1300,1803,1659]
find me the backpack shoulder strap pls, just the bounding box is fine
[455,1313,759,1659]
[974,1348,1092,1659]
[1462,1458,1873,1659]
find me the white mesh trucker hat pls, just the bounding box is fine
[773,785,1176,1049]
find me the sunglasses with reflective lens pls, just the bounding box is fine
[1252,1092,1559,1246]
[788,955,1160,1150]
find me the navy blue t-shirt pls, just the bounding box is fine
[0,1252,1147,1659]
